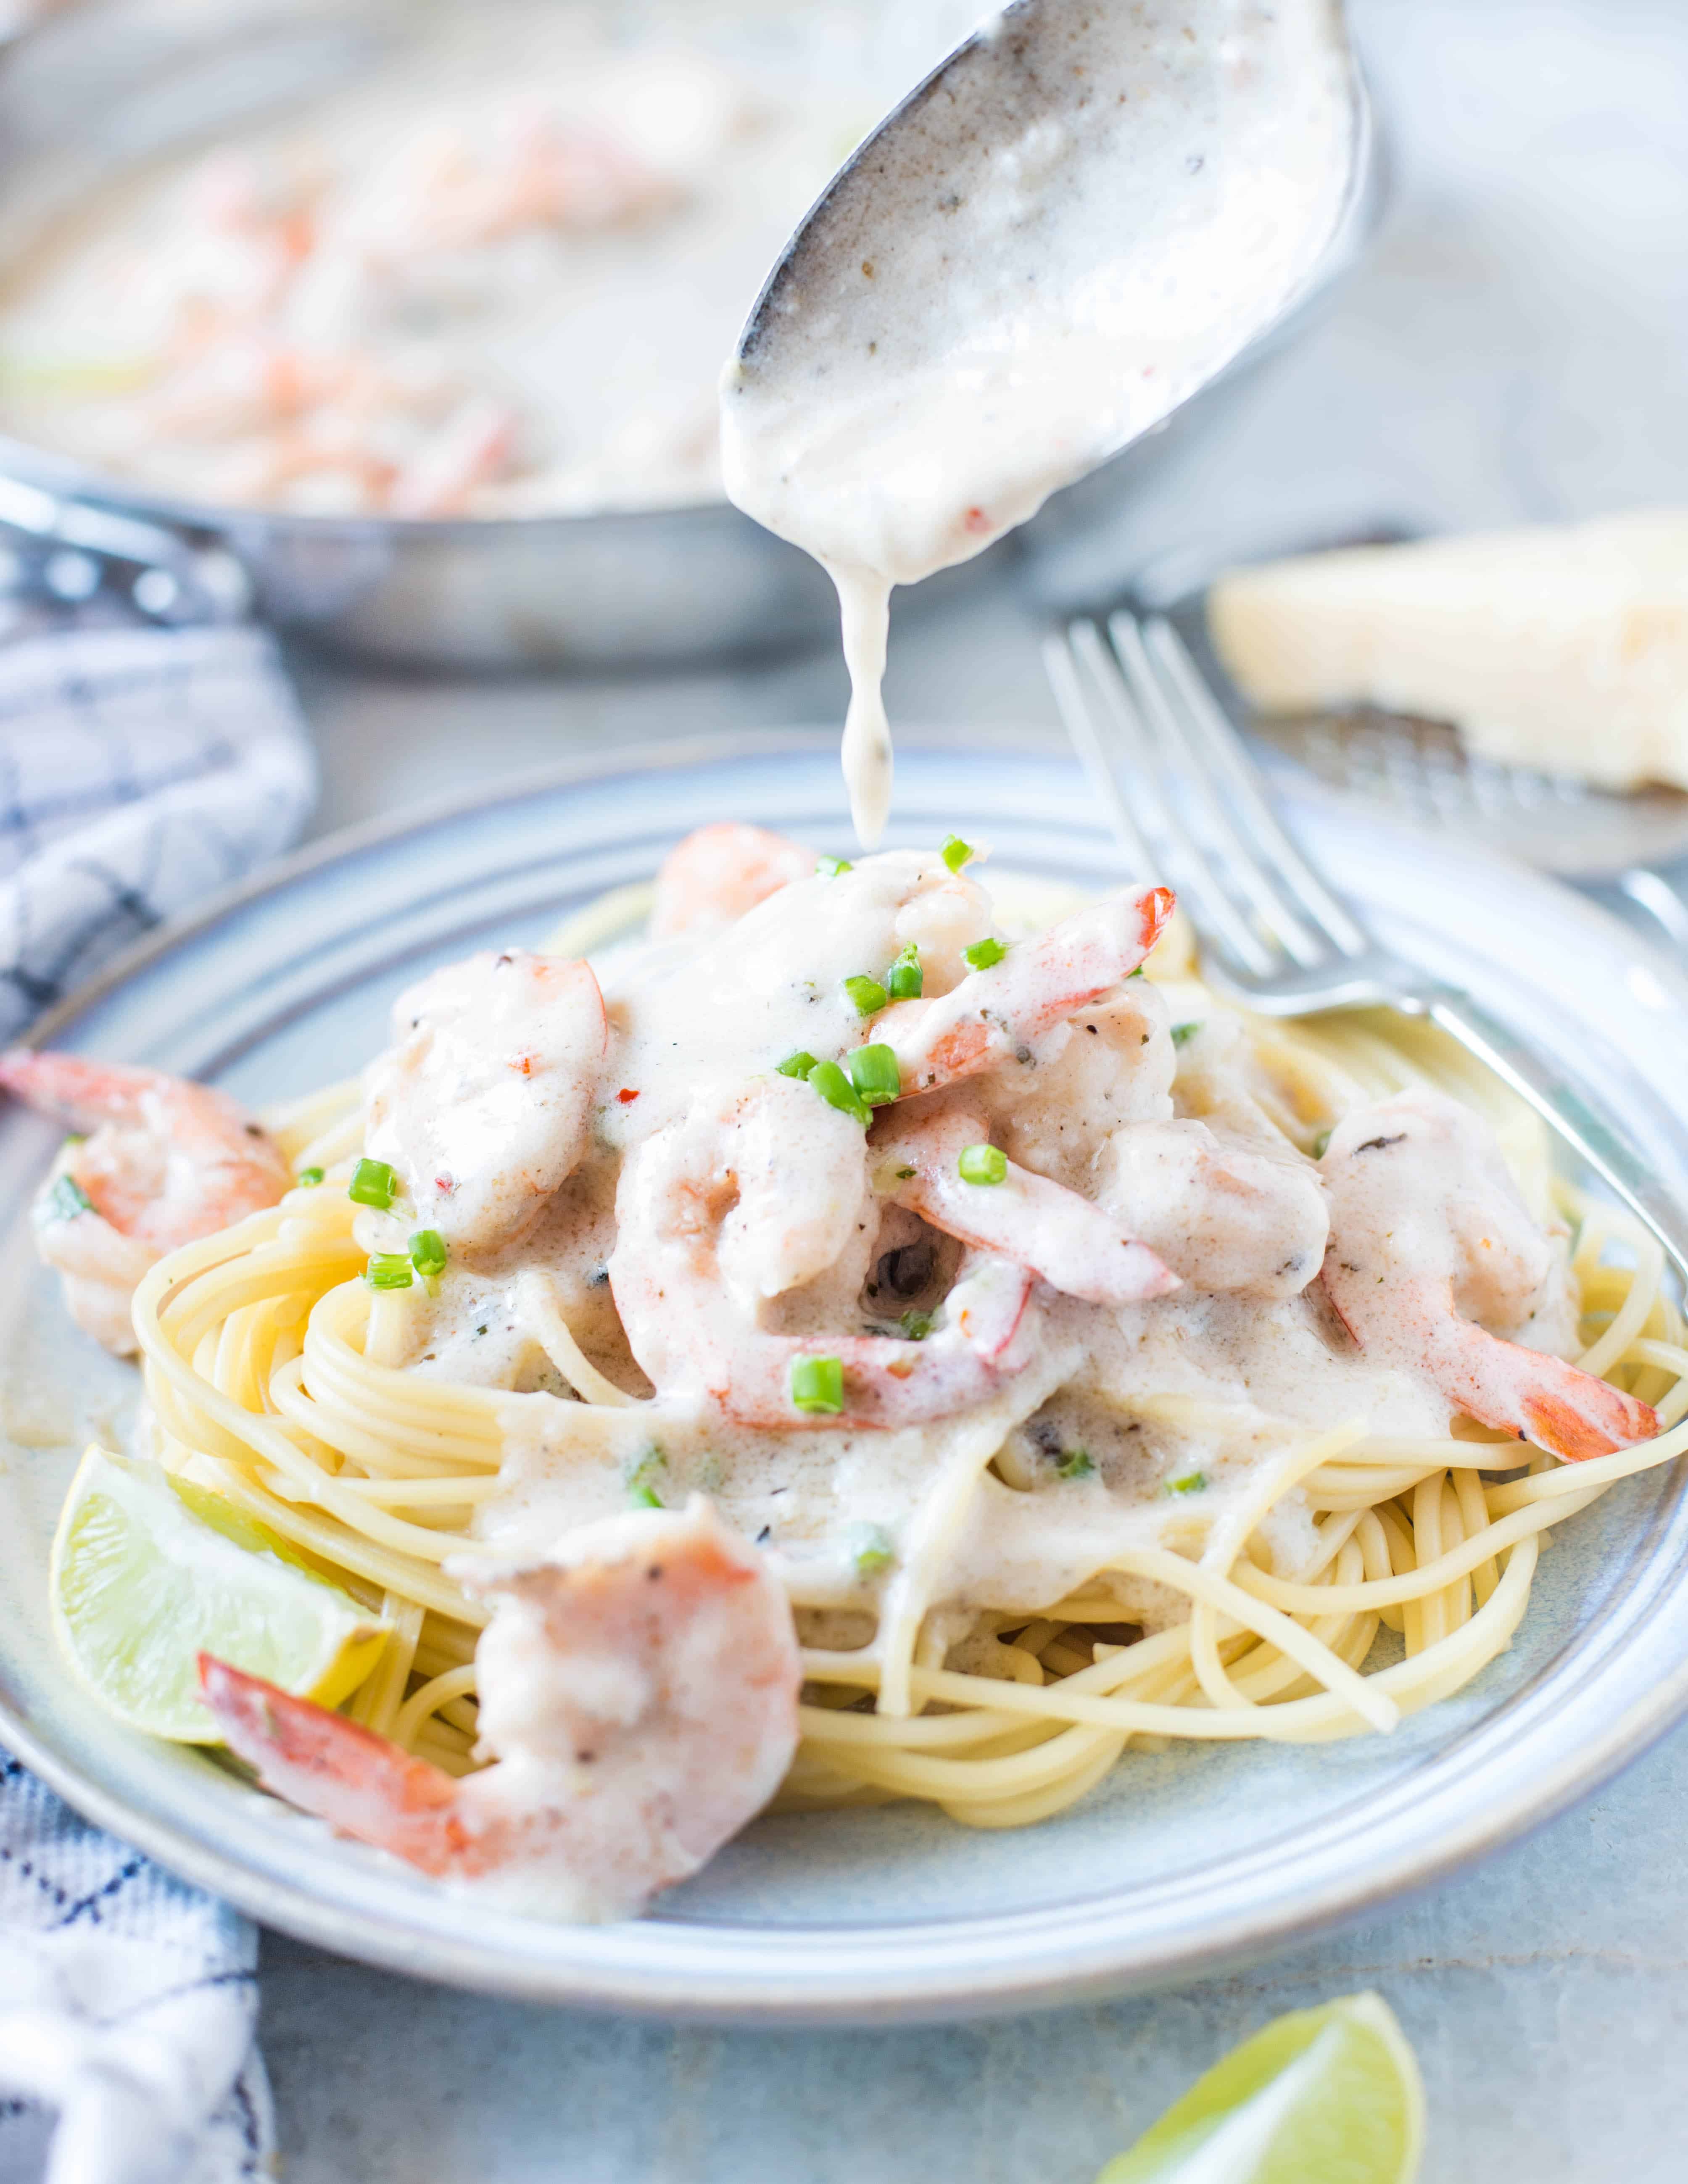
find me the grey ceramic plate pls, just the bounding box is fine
[3,733,1688,2025]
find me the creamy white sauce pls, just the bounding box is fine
[720,0,1355,838]
[0,2,983,517]
[353,845,1572,1638]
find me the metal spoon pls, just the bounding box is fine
[728,0,1372,551]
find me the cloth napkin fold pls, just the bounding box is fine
[0,622,316,1043]
[0,617,315,2181]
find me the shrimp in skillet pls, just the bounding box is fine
[200,1499,800,1920]
[0,1051,290,1354]
[1319,1088,1655,1461]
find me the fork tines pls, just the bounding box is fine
[1043,610,1371,988]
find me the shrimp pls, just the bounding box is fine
[388,396,517,517]
[199,1499,800,1920]
[1093,1118,1330,1299]
[874,1104,1178,1306]
[1319,1089,1656,1460]
[364,950,606,1254]
[608,1079,1036,1428]
[648,823,815,941]
[0,1051,290,1355]
[875,885,1176,1094]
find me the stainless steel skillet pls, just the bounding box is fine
[0,0,1385,669]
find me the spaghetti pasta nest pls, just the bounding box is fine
[131,879,1688,1831]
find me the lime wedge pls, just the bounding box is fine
[51,1446,386,1744]
[1098,1992,1424,2184]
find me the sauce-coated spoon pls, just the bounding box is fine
[722,0,1368,843]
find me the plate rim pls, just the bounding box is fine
[5,727,1688,2024]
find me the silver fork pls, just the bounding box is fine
[1044,608,1688,1292]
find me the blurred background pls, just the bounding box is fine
[0,0,1683,2177]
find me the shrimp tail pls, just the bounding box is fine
[198,1656,473,1875]
[880,883,1177,1093]
[0,1049,166,1130]
[1422,1320,1658,1462]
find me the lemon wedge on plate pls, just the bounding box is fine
[1098,1992,1425,2184]
[51,1446,386,1744]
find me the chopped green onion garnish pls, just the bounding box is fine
[899,1308,933,1340]
[807,1059,870,1127]
[35,1173,93,1226]
[1056,1449,1095,1481]
[62,1132,86,1148]
[847,1043,901,1107]
[941,834,974,873]
[885,943,923,1000]
[1170,1021,1201,1046]
[348,1157,399,1210]
[295,1166,325,1188]
[623,1448,666,1508]
[409,1230,448,1280]
[963,936,1006,972]
[894,1164,916,1180]
[1311,1128,1332,1159]
[1127,964,1145,979]
[957,1143,1008,1186]
[777,1050,819,1080]
[816,854,853,877]
[1166,1469,1208,1496]
[366,1253,413,1291]
[791,1355,844,1414]
[850,1522,894,1575]
[843,973,888,1017]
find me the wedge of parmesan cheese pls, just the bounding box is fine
[1206,510,1688,790]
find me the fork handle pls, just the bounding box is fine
[1421,987,1688,1289]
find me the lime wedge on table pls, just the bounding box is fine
[1098,1993,1424,2184]
[51,1446,385,1744]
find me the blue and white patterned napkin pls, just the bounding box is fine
[0,1762,271,2184]
[0,622,315,1043]
[0,616,314,2181]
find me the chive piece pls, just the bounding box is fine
[885,943,923,1001]
[35,1173,93,1226]
[957,1142,1008,1186]
[847,1043,901,1107]
[296,1166,325,1188]
[366,1253,414,1291]
[348,1157,399,1210]
[777,1050,819,1080]
[62,1132,86,1148]
[409,1230,448,1280]
[623,1448,666,1509]
[899,1308,933,1341]
[1170,1021,1201,1046]
[816,854,853,877]
[843,973,889,1017]
[1127,964,1145,978]
[941,834,973,873]
[1311,1127,1332,1159]
[791,1355,844,1414]
[807,1059,870,1127]
[894,1164,916,1180]
[849,1521,894,1575]
[1166,1469,1208,1495]
[1056,1449,1095,1481]
[963,936,1006,972]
